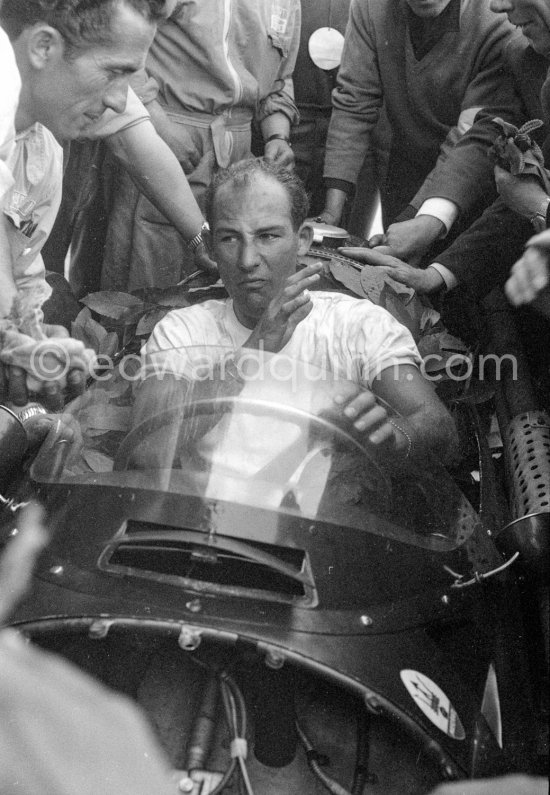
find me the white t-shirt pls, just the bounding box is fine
[144,291,422,386]
[143,291,421,507]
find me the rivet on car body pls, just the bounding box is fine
[88,619,112,639]
[364,694,382,714]
[185,598,202,613]
[360,614,373,627]
[178,625,202,651]
[265,648,285,669]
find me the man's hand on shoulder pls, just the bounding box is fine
[244,262,322,353]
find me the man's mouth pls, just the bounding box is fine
[83,113,102,125]
[240,279,266,289]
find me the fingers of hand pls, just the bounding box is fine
[506,249,549,304]
[334,391,392,439]
[378,261,404,276]
[67,368,85,396]
[40,381,64,412]
[195,249,219,274]
[43,324,70,340]
[281,264,322,307]
[339,247,400,268]
[282,288,313,317]
[286,261,324,286]
[338,246,370,262]
[285,299,314,331]
[24,415,55,448]
[8,366,28,406]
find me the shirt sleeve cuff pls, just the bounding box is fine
[324,178,355,195]
[429,263,458,291]
[416,198,459,236]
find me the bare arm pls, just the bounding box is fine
[331,364,458,466]
[105,122,216,272]
[373,364,458,466]
[145,99,201,174]
[106,121,203,241]
[261,111,294,169]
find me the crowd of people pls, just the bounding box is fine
[1,0,549,792]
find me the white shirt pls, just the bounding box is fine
[144,290,422,386]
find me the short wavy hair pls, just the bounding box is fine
[0,0,165,51]
[206,157,311,232]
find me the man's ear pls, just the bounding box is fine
[297,221,314,255]
[25,25,65,70]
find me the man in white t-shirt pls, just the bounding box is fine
[136,158,457,466]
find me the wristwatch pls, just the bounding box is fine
[187,221,210,253]
[17,403,48,425]
[265,133,292,147]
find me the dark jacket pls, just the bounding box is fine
[435,38,550,297]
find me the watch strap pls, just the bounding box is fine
[187,221,210,253]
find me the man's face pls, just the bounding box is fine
[211,173,312,329]
[405,0,454,19]
[30,1,156,140]
[490,0,550,57]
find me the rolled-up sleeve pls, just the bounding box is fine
[257,0,301,126]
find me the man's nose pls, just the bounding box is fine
[239,239,261,270]
[102,81,128,114]
[489,0,514,13]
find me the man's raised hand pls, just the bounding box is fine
[245,262,322,353]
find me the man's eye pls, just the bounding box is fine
[259,233,278,241]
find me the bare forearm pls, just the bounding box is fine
[373,366,458,466]
[260,111,291,143]
[398,404,458,466]
[106,122,205,241]
[321,188,348,226]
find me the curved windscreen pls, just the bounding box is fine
[31,346,479,551]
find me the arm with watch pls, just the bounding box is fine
[257,1,301,171]
[105,121,217,275]
[261,114,295,170]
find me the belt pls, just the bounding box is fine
[164,107,252,168]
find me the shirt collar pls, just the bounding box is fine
[406,0,461,60]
